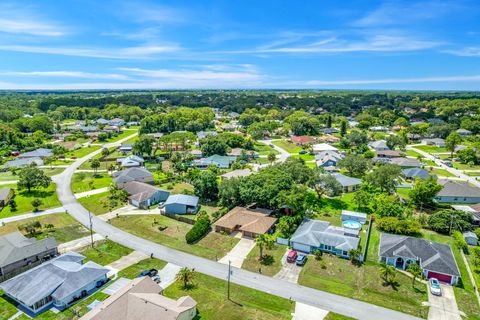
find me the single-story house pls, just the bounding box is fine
[213,206,277,238]
[402,167,430,180]
[290,219,360,259]
[119,143,133,154]
[408,133,422,141]
[53,141,81,150]
[0,231,57,277]
[318,135,340,144]
[95,118,109,125]
[0,252,109,315]
[456,129,473,136]
[389,157,422,168]
[189,149,203,158]
[368,140,389,151]
[451,203,480,227]
[197,131,218,140]
[341,210,367,224]
[421,138,446,148]
[379,233,460,285]
[320,128,340,134]
[120,181,170,209]
[331,173,362,193]
[147,132,164,139]
[113,167,154,187]
[316,155,340,168]
[227,148,258,159]
[220,169,252,179]
[80,276,197,320]
[290,135,317,146]
[162,194,199,215]
[193,155,237,169]
[19,148,53,159]
[370,126,389,132]
[436,180,480,204]
[312,143,338,154]
[0,187,14,209]
[5,157,44,168]
[117,155,144,168]
[66,125,99,133]
[463,231,478,246]
[377,150,403,158]
[109,118,125,127]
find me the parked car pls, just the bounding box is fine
[296,254,307,266]
[151,275,161,283]
[299,151,307,154]
[269,144,274,148]
[58,155,65,159]
[11,151,20,156]
[71,156,77,159]
[139,268,158,278]
[287,250,298,263]
[429,278,442,296]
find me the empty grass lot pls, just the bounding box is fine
[110,215,239,260]
[0,213,89,244]
[71,172,112,193]
[272,140,302,154]
[242,244,286,276]
[163,272,294,320]
[118,258,167,279]
[103,129,138,143]
[81,240,133,266]
[427,167,456,177]
[405,149,423,158]
[64,145,100,159]
[453,161,480,170]
[77,191,125,215]
[0,184,61,218]
[157,181,194,194]
[298,227,429,318]
[254,142,280,155]
[414,145,447,153]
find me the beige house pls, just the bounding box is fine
[81,277,197,320]
[213,206,277,238]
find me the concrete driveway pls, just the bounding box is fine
[427,284,461,320]
[218,237,256,268]
[292,302,329,320]
[274,249,303,284]
[106,250,148,278]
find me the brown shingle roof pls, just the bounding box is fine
[213,207,277,235]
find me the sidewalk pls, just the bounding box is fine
[58,234,105,253]
[0,207,65,225]
[75,187,109,199]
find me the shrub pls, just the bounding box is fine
[313,249,323,260]
[452,230,468,253]
[376,217,421,235]
[428,209,473,234]
[185,216,211,244]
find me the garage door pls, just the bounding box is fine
[292,242,311,253]
[427,271,452,284]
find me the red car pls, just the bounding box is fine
[287,250,298,263]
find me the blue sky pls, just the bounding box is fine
[1,0,480,90]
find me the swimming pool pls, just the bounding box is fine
[342,220,362,230]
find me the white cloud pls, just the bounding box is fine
[300,75,480,86]
[0,71,129,80]
[445,47,480,57]
[0,44,181,59]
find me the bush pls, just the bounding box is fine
[185,216,211,244]
[376,217,421,235]
[428,209,473,234]
[452,230,468,253]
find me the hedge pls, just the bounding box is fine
[185,216,211,244]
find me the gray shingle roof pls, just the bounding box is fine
[19,148,53,158]
[330,173,361,187]
[389,157,421,167]
[5,157,43,168]
[291,219,360,251]
[164,194,199,207]
[379,233,460,276]
[402,168,430,179]
[121,181,169,203]
[113,167,152,184]
[0,252,108,306]
[0,187,12,202]
[437,180,480,198]
[0,231,57,268]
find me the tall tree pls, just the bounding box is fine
[445,132,462,157]
[408,177,442,209]
[17,166,52,193]
[407,263,422,288]
[309,173,343,198]
[379,263,396,284]
[337,154,370,177]
[364,163,402,194]
[255,233,274,260]
[91,158,101,173]
[193,170,219,201]
[340,118,348,137]
[176,267,196,289]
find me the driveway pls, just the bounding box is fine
[218,237,256,268]
[274,249,303,283]
[53,132,422,320]
[427,284,462,320]
[58,233,104,253]
[106,250,148,278]
[102,277,131,295]
[157,263,182,289]
[292,302,329,320]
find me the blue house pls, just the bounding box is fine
[162,194,199,215]
[0,252,109,315]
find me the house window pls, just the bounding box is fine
[343,251,348,256]
[324,245,332,251]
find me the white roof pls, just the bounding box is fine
[312,143,338,152]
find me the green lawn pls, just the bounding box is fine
[41,167,66,176]
[465,171,480,177]
[414,145,447,153]
[64,145,100,158]
[396,187,412,200]
[427,167,456,177]
[77,191,125,215]
[118,258,167,279]
[71,172,112,193]
[272,140,302,154]
[0,291,19,320]
[253,157,275,164]
[0,183,61,218]
[465,252,480,291]
[103,130,138,143]
[157,182,194,194]
[311,192,364,218]
[110,215,239,260]
[291,153,315,161]
[81,240,133,266]
[50,159,75,166]
[0,171,18,182]
[254,142,280,155]
[163,272,294,320]
[422,159,437,166]
[242,244,286,276]
[325,313,356,320]
[0,213,89,244]
[405,149,423,158]
[453,161,480,170]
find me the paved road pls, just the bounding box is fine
[0,207,65,225]
[252,139,291,171]
[53,133,421,320]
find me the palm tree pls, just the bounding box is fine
[176,267,195,289]
[91,158,100,174]
[407,263,422,288]
[379,263,396,283]
[348,248,362,264]
[255,234,274,260]
[267,152,276,165]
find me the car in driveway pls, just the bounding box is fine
[296,254,307,266]
[299,151,307,154]
[287,250,298,263]
[429,278,442,296]
[139,268,158,278]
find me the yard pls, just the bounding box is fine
[272,139,303,154]
[453,161,480,171]
[41,167,66,177]
[405,149,423,158]
[64,145,100,159]
[102,129,138,143]
[426,167,456,177]
[414,145,447,153]
[157,181,194,194]
[324,313,356,320]
[242,244,286,276]
[291,153,315,161]
[0,213,89,244]
[77,191,125,215]
[81,239,133,266]
[163,272,294,320]
[254,142,280,155]
[71,172,112,193]
[0,183,61,218]
[110,215,239,260]
[117,258,167,279]
[0,290,19,320]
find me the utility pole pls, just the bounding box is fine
[227,260,232,300]
[449,213,455,235]
[88,210,94,248]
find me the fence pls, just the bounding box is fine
[161,212,196,225]
[362,215,374,262]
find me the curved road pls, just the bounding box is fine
[53,133,421,320]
